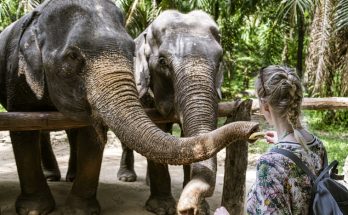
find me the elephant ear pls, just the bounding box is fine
[216,62,224,100]
[134,31,151,98]
[18,10,45,100]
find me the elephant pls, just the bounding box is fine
[117,10,228,215]
[0,1,259,214]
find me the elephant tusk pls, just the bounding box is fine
[249,132,265,141]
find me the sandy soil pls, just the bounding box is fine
[0,131,258,215]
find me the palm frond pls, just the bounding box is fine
[341,57,348,96]
[305,0,336,97]
[334,29,348,96]
[121,0,154,38]
[21,0,41,13]
[125,0,140,28]
[335,0,348,31]
[276,0,314,26]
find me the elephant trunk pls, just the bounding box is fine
[85,54,258,165]
[174,57,219,197]
[174,57,218,136]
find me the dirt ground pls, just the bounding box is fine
[0,130,258,214]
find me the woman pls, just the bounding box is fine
[215,65,326,215]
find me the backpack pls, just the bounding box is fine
[271,148,348,215]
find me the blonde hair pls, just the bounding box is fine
[255,65,309,150]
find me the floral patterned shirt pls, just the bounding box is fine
[247,136,326,215]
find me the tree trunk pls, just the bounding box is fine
[297,13,304,78]
[344,155,348,184]
[213,0,220,21]
[221,99,252,215]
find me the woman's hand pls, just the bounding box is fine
[265,131,277,144]
[214,207,230,215]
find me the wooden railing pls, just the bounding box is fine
[0,97,347,131]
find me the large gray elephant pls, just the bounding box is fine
[118,10,227,215]
[0,1,258,214]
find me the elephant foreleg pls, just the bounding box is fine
[64,126,104,215]
[177,157,217,215]
[182,127,191,188]
[145,122,176,215]
[40,131,61,181]
[146,160,176,215]
[183,165,191,187]
[66,129,78,182]
[11,130,55,215]
[117,142,137,182]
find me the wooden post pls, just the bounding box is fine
[344,156,348,184]
[221,99,252,215]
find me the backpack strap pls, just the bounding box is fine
[323,148,328,168]
[271,148,317,182]
[319,148,343,180]
[315,160,339,184]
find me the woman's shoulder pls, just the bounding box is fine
[276,132,325,153]
[256,150,289,172]
[272,135,326,174]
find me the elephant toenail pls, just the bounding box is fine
[168,208,176,215]
[28,210,40,215]
[18,208,28,215]
[155,208,166,215]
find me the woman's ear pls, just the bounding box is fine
[261,102,273,125]
[134,30,151,98]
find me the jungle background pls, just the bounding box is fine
[0,0,347,172]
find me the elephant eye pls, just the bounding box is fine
[64,47,84,62]
[158,56,168,67]
[68,52,79,60]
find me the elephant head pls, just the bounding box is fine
[17,1,257,165]
[135,10,224,136]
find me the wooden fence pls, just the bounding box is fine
[0,97,347,215]
[0,97,347,131]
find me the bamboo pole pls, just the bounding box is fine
[0,97,347,131]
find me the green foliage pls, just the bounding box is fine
[0,0,22,31]
[0,0,43,31]
[304,110,348,173]
[248,140,270,154]
[0,104,6,112]
[218,0,316,99]
[322,135,347,174]
[305,110,348,131]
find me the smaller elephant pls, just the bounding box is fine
[119,10,228,215]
